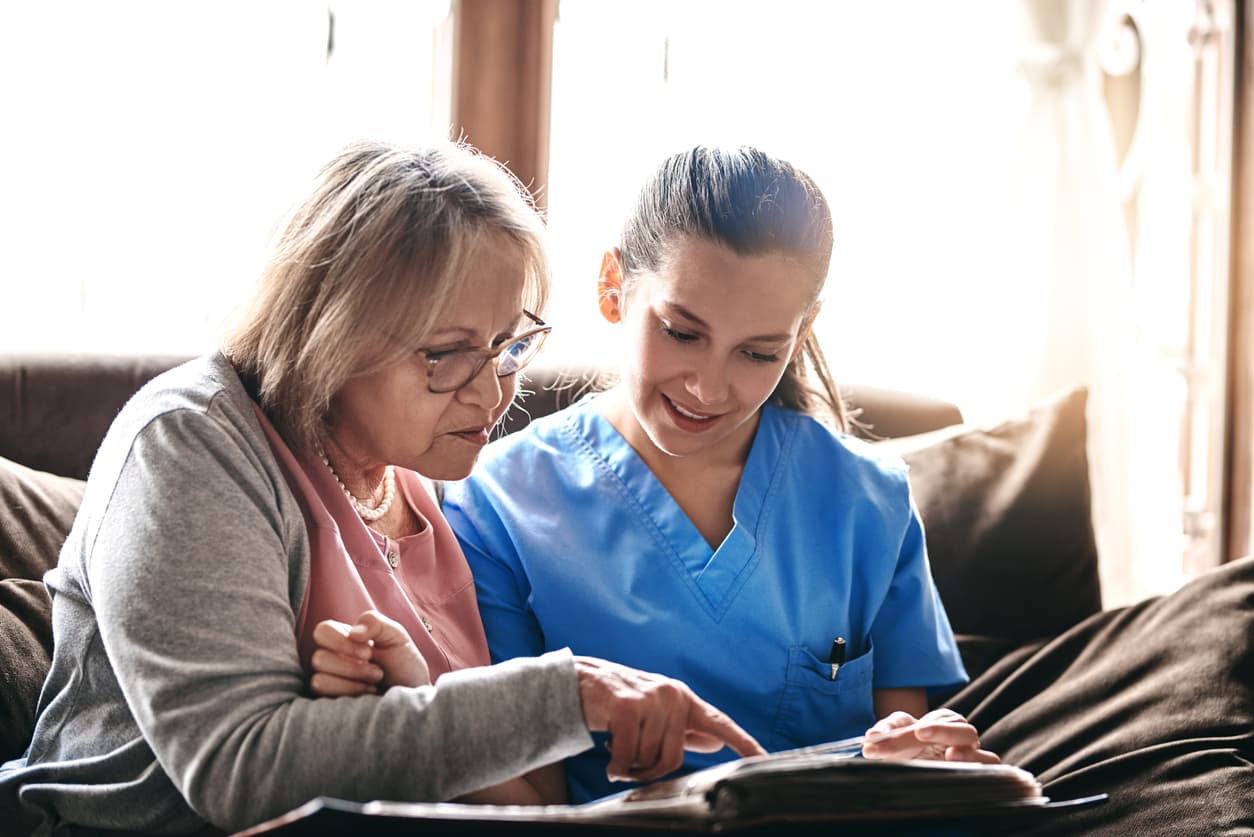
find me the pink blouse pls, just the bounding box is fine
[252,404,490,681]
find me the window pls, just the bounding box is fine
[0,0,453,353]
[545,0,1026,408]
[544,0,1231,605]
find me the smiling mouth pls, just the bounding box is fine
[662,395,724,431]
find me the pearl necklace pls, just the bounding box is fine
[318,446,396,523]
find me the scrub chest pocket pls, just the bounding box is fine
[770,643,876,751]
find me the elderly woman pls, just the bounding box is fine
[0,141,761,836]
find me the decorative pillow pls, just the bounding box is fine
[0,455,85,583]
[0,456,84,762]
[878,387,1101,656]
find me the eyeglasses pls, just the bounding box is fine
[417,310,552,393]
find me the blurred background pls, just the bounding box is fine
[1,0,1250,607]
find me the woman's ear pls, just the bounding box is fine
[790,302,822,362]
[598,248,624,324]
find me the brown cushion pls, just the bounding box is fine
[0,457,82,763]
[0,455,85,582]
[879,387,1101,660]
[0,579,54,762]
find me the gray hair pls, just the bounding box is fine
[224,139,550,451]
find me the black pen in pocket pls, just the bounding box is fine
[828,637,846,680]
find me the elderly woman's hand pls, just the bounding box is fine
[309,610,431,696]
[572,656,766,784]
[860,708,1000,764]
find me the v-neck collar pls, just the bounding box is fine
[567,397,793,619]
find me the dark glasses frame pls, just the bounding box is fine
[417,310,552,394]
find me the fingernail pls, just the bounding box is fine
[917,727,935,739]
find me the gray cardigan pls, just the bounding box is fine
[0,353,592,835]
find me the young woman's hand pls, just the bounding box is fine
[860,708,1000,764]
[309,610,430,696]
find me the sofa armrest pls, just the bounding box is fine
[841,383,963,440]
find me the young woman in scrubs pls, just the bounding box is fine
[439,146,999,803]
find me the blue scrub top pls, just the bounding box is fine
[444,396,966,803]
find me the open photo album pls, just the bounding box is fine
[236,737,1104,835]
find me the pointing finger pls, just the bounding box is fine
[685,696,765,758]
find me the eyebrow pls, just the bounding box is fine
[424,327,474,341]
[423,316,525,346]
[663,302,794,343]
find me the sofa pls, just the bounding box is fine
[1,353,1251,836]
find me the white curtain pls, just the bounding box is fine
[1012,0,1183,606]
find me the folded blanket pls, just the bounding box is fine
[947,556,1254,836]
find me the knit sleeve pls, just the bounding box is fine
[87,401,591,831]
